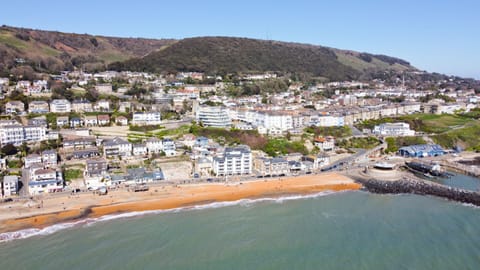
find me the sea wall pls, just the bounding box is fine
[355,178,480,206]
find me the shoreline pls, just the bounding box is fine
[0,173,361,235]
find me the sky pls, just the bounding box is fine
[2,0,479,78]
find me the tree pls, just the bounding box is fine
[385,137,398,153]
[18,142,30,157]
[1,144,18,157]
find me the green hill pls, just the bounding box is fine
[109,36,415,81]
[0,25,416,81]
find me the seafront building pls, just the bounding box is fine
[213,145,252,176]
[398,144,445,157]
[23,167,63,195]
[253,157,289,177]
[2,175,19,196]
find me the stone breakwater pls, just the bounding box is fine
[355,178,480,206]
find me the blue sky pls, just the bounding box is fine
[2,0,479,78]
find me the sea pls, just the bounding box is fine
[1,174,480,269]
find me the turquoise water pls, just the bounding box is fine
[1,190,480,269]
[429,172,480,191]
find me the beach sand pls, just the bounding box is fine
[0,173,361,233]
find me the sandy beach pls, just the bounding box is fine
[0,172,361,234]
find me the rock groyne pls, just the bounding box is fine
[355,178,480,206]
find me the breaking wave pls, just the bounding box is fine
[0,190,342,243]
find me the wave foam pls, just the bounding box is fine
[0,191,339,243]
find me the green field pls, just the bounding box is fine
[337,136,380,150]
[358,113,476,134]
[64,169,83,182]
[0,31,29,50]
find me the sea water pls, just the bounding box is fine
[1,179,480,269]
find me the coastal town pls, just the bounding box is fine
[2,2,480,269]
[0,69,479,201]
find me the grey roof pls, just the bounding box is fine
[103,137,130,146]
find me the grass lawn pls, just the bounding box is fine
[64,169,83,182]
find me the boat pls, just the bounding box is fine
[405,162,451,178]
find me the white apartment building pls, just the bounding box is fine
[213,145,252,176]
[3,175,19,196]
[196,106,231,128]
[373,122,415,137]
[24,125,47,142]
[50,99,72,113]
[309,114,345,127]
[132,112,162,126]
[0,124,46,146]
[256,112,293,131]
[25,168,63,195]
[0,125,24,145]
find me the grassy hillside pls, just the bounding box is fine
[431,122,480,150]
[109,36,415,81]
[357,113,475,134]
[0,25,174,73]
[1,26,416,80]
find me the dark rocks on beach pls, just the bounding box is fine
[356,178,480,206]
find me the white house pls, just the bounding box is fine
[94,100,111,112]
[24,154,43,168]
[5,101,25,114]
[28,100,50,114]
[146,137,163,154]
[133,144,148,156]
[314,136,335,151]
[56,116,69,127]
[116,116,128,126]
[84,115,98,126]
[162,138,176,156]
[41,150,57,168]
